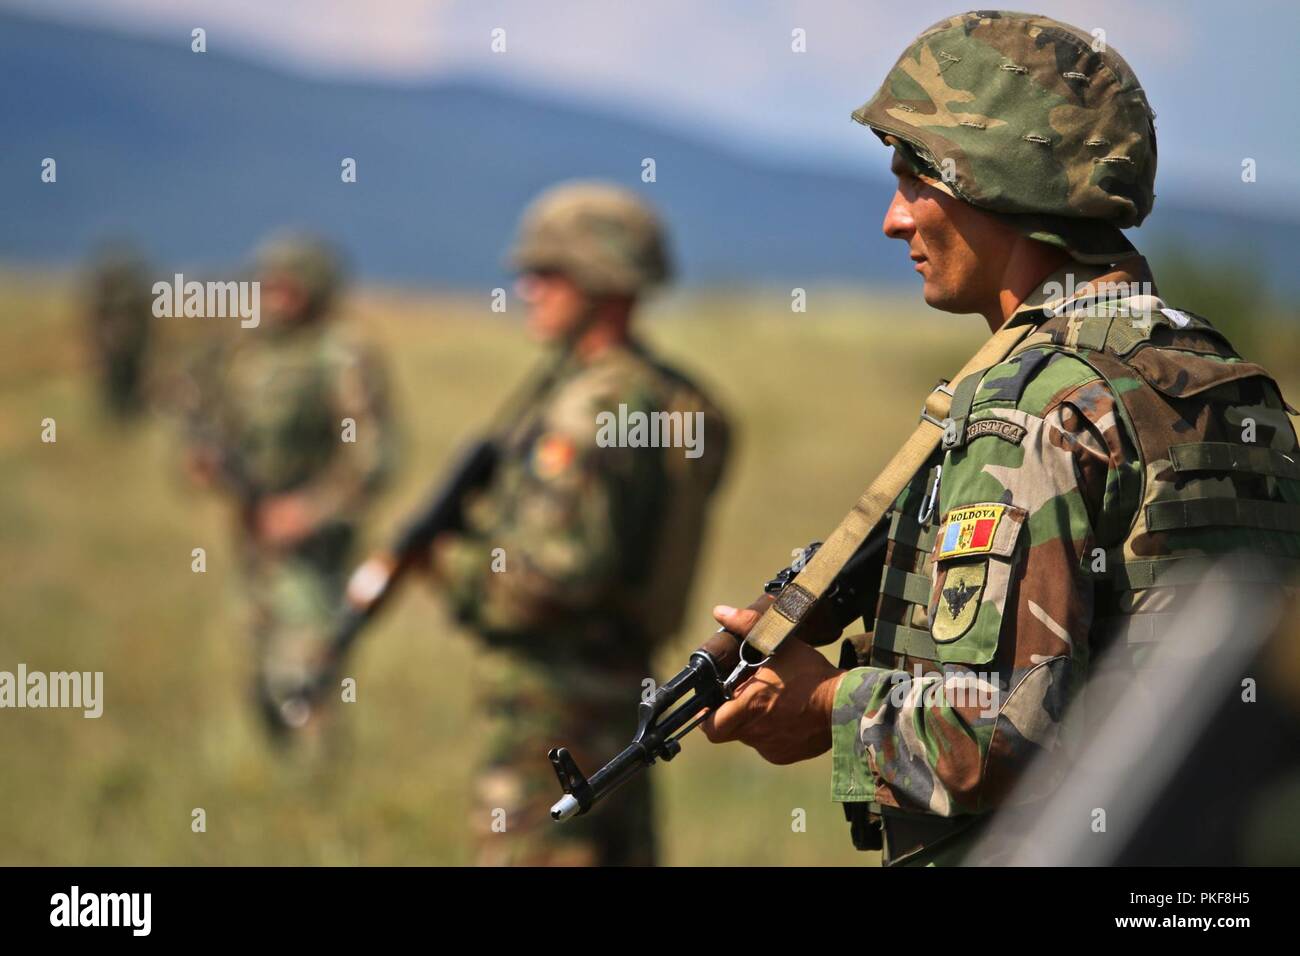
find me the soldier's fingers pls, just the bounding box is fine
[701,696,752,743]
[712,604,762,637]
[711,592,774,634]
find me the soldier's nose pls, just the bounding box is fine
[882,191,915,242]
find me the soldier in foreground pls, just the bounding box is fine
[696,11,1300,864]
[183,234,396,740]
[427,182,730,865]
[84,240,153,417]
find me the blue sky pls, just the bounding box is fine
[11,0,1300,218]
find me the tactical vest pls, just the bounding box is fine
[492,347,730,651]
[964,300,1300,665]
[850,296,1300,863]
[221,328,347,495]
[630,373,731,640]
[865,299,1300,666]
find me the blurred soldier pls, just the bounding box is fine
[700,11,1300,865]
[184,233,397,739]
[429,183,731,865]
[84,240,153,417]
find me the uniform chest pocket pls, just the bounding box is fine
[924,502,1027,666]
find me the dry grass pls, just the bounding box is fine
[3,269,1284,865]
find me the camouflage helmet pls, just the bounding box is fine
[854,11,1157,263]
[86,238,149,294]
[88,238,148,278]
[509,182,672,296]
[253,232,347,313]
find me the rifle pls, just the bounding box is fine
[548,525,888,821]
[271,438,498,730]
[273,355,566,731]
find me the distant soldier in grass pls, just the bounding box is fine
[84,240,153,418]
[183,233,397,740]
[427,183,731,865]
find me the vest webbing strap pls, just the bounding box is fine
[880,567,934,608]
[940,371,986,450]
[888,512,938,553]
[1169,442,1300,481]
[1075,314,1113,352]
[1146,497,1300,534]
[871,620,940,661]
[748,316,1040,656]
[1100,553,1300,590]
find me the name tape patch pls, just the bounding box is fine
[965,419,1026,446]
[938,504,1006,559]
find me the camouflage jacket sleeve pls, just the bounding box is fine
[831,349,1141,816]
[298,338,398,522]
[176,339,235,459]
[436,373,665,637]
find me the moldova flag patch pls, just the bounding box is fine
[937,504,1006,559]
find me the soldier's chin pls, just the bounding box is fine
[920,281,952,310]
[525,317,561,343]
[920,280,968,315]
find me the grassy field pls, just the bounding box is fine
[2,268,1292,866]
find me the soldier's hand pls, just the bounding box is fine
[701,601,846,765]
[255,493,317,547]
[424,532,458,579]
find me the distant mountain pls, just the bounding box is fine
[4,10,1299,293]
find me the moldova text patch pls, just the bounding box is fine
[938,504,1006,559]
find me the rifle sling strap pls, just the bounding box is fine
[746,315,1041,657]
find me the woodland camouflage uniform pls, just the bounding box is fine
[184,235,396,732]
[830,11,1300,864]
[434,183,731,865]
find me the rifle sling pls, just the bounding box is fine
[746,315,1041,657]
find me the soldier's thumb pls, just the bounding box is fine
[712,604,761,637]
